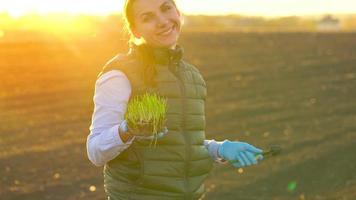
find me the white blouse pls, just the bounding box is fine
[86,70,225,167]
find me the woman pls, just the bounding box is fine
[87,0,263,199]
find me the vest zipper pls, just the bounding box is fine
[169,59,191,199]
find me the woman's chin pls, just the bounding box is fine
[153,34,179,48]
[151,40,178,49]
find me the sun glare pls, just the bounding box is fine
[1,0,356,17]
[1,0,122,16]
[1,0,356,35]
[0,1,121,35]
[7,8,27,18]
[0,30,5,38]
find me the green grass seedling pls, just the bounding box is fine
[125,92,167,147]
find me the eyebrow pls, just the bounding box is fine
[139,1,171,18]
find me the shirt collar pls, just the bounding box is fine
[129,43,183,65]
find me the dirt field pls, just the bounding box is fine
[1,31,356,200]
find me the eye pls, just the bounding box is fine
[162,4,172,12]
[142,15,153,23]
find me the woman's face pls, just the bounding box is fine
[131,0,181,49]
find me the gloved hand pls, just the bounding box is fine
[218,140,263,168]
[120,120,168,140]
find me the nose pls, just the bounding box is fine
[157,14,169,28]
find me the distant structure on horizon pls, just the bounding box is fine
[317,15,341,32]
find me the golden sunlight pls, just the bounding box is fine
[0,30,5,38]
[1,0,122,16]
[1,0,356,36]
[1,0,356,17]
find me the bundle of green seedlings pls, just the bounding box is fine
[125,92,167,147]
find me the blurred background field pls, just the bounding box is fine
[1,13,356,200]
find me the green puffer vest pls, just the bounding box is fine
[98,44,214,200]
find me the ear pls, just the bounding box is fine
[176,8,184,25]
[131,27,141,39]
[176,6,181,17]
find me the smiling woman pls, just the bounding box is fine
[124,0,182,48]
[85,1,266,200]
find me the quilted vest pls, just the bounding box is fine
[98,44,213,200]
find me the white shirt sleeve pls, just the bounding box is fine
[86,70,226,166]
[204,139,228,164]
[86,70,134,167]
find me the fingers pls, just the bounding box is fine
[235,153,246,167]
[239,152,255,166]
[157,127,168,138]
[134,127,168,140]
[244,151,257,165]
[240,152,251,166]
[231,153,253,168]
[134,135,154,140]
[232,152,260,168]
[243,143,263,154]
[221,141,264,168]
[120,120,129,132]
[156,131,166,139]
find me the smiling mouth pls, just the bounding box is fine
[157,25,175,36]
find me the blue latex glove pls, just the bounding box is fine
[120,120,168,140]
[218,140,263,168]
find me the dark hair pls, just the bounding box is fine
[123,0,178,87]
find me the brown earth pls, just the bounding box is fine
[1,31,356,200]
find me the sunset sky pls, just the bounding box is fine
[1,0,356,17]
